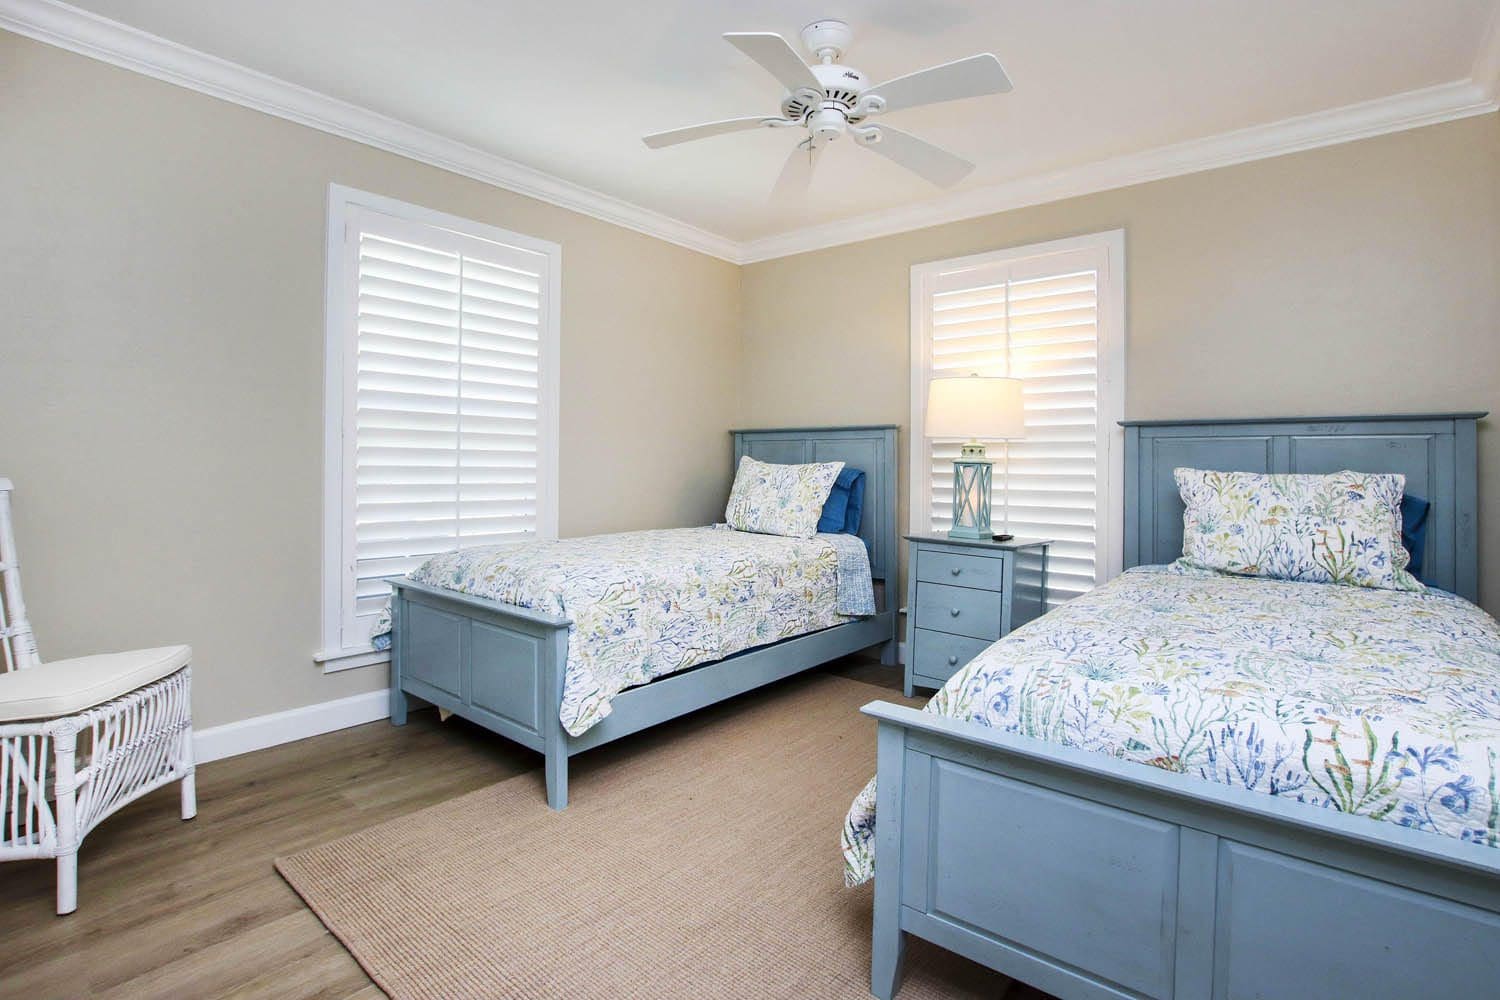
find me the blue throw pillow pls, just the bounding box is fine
[1401,493,1429,580]
[816,476,850,534]
[842,469,866,535]
[817,468,866,534]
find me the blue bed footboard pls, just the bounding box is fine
[865,701,1500,1000]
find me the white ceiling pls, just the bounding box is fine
[41,1,1500,247]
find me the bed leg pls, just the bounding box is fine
[543,626,569,810]
[871,720,908,999]
[389,591,409,726]
[871,923,906,1000]
[545,744,568,810]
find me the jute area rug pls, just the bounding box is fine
[277,672,1015,999]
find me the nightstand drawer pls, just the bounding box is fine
[911,628,991,684]
[916,548,1005,592]
[914,582,1003,641]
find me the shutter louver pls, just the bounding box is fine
[926,268,1101,606]
[348,218,548,631]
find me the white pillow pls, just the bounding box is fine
[724,456,844,538]
[1175,468,1422,592]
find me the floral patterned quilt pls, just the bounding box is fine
[375,527,872,737]
[842,564,1500,886]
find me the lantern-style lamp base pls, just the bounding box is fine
[948,439,994,540]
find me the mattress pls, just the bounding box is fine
[843,564,1500,885]
[375,526,874,737]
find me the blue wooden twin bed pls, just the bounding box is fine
[861,413,1498,1000]
[388,425,899,810]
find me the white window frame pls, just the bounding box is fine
[317,184,561,672]
[909,229,1127,586]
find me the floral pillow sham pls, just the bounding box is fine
[725,456,844,538]
[1174,467,1423,592]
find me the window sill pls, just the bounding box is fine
[314,646,390,674]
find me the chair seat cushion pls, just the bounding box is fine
[0,645,191,722]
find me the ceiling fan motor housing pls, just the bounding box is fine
[781,63,870,125]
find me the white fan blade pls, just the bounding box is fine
[860,125,974,187]
[724,32,822,94]
[867,53,1012,114]
[770,141,820,205]
[643,116,775,149]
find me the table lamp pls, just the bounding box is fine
[925,374,1026,540]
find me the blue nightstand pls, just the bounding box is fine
[903,534,1051,696]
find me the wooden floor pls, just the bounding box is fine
[0,657,1053,999]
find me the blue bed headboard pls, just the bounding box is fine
[730,425,899,586]
[1122,413,1485,602]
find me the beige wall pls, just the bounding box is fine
[741,113,1500,616]
[0,35,742,727]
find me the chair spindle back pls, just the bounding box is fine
[0,479,40,671]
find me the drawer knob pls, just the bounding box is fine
[947,654,958,666]
[950,608,961,617]
[950,567,961,576]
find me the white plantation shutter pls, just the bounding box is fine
[322,189,559,663]
[914,236,1123,607]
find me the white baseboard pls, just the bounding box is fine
[193,688,390,764]
[195,640,904,764]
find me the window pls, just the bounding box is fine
[910,231,1125,606]
[319,185,560,670]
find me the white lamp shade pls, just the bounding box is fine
[925,375,1026,440]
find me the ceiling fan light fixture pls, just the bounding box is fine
[808,108,848,144]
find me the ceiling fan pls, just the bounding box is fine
[642,19,1011,196]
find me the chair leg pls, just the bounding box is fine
[55,851,78,916]
[53,733,79,916]
[180,772,197,821]
[180,723,197,820]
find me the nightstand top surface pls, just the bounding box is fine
[905,534,1052,551]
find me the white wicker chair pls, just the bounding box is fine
[0,477,196,914]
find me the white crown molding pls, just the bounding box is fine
[3,0,1497,267]
[737,78,1498,262]
[0,0,743,262]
